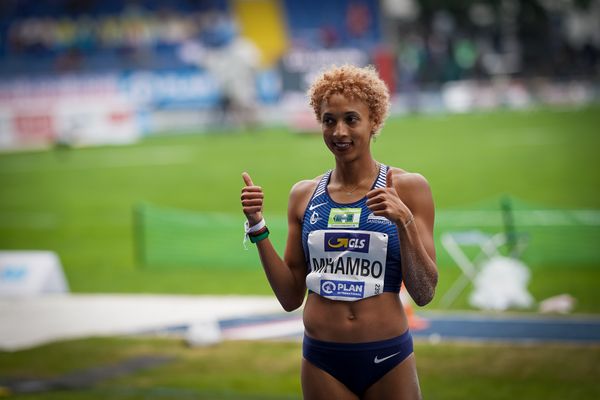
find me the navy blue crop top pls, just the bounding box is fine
[301,164,402,301]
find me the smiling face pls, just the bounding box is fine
[320,93,375,161]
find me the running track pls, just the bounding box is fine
[217,312,600,344]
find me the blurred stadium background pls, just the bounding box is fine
[0,0,599,399]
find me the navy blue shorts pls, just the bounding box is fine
[303,330,414,396]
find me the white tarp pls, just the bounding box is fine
[0,251,69,298]
[0,294,283,350]
[469,255,534,311]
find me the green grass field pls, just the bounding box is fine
[1,336,598,399]
[1,105,599,311]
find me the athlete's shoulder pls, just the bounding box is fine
[288,174,325,217]
[387,167,433,205]
[289,174,323,198]
[388,167,430,189]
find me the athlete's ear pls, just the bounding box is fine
[386,168,394,188]
[242,172,254,187]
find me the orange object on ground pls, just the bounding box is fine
[400,284,429,330]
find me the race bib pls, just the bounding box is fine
[306,230,388,301]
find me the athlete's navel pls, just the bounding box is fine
[347,313,356,321]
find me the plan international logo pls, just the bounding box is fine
[321,279,364,299]
[324,232,370,253]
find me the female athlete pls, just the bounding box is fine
[241,64,438,399]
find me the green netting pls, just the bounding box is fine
[134,203,287,268]
[134,199,600,269]
[435,197,600,267]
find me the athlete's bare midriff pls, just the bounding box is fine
[302,292,409,343]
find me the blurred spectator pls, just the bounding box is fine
[55,46,83,73]
[396,32,425,110]
[179,13,261,129]
[346,1,370,38]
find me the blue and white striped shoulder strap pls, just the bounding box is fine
[311,170,332,200]
[374,164,389,189]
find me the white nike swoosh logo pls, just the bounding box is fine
[309,202,327,211]
[374,352,400,364]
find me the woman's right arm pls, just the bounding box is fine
[241,173,313,312]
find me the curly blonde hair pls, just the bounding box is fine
[307,64,390,135]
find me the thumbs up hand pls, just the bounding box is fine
[241,172,264,226]
[385,167,394,189]
[366,168,413,227]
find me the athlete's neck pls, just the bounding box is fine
[333,158,379,187]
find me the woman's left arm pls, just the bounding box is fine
[366,168,438,306]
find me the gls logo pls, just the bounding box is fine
[324,232,370,253]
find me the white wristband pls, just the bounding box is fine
[243,218,266,250]
[245,218,266,234]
